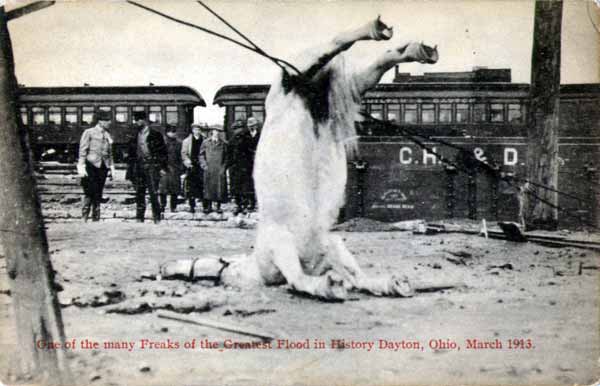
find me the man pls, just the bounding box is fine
[181,123,208,213]
[199,126,228,214]
[159,125,183,213]
[77,110,115,222]
[128,111,168,223]
[229,117,261,214]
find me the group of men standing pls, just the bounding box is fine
[77,111,261,223]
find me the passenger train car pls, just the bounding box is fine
[213,68,600,228]
[17,85,206,163]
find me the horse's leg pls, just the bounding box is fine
[291,16,393,80]
[354,41,439,95]
[255,222,348,301]
[326,233,415,297]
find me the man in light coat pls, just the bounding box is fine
[77,110,115,222]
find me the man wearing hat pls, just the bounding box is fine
[199,125,228,214]
[159,124,183,213]
[77,110,115,222]
[128,111,168,223]
[181,123,209,213]
[228,116,261,214]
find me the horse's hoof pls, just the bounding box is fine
[370,15,393,41]
[389,275,415,297]
[403,42,439,64]
[322,271,348,301]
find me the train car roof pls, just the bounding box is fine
[213,84,270,105]
[18,86,206,106]
[213,82,600,105]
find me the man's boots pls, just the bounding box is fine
[136,207,145,223]
[92,204,101,222]
[82,197,91,222]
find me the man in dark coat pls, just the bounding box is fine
[228,117,261,214]
[181,123,209,213]
[126,111,168,223]
[159,125,183,213]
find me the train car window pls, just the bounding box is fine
[403,103,417,124]
[81,106,94,125]
[166,106,178,125]
[439,104,452,123]
[115,106,129,123]
[456,103,469,123]
[65,107,78,125]
[19,107,28,125]
[48,107,62,125]
[234,106,247,122]
[421,104,435,123]
[387,104,400,122]
[149,106,162,124]
[473,103,486,122]
[250,105,265,124]
[32,107,45,126]
[132,106,145,123]
[508,104,523,123]
[370,104,383,120]
[490,103,504,122]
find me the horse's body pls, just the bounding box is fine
[162,17,438,301]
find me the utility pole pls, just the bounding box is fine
[524,0,563,230]
[0,2,70,384]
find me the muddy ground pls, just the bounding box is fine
[1,211,599,386]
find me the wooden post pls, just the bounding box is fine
[0,7,69,384]
[524,0,563,230]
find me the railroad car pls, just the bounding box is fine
[213,67,600,228]
[17,85,206,163]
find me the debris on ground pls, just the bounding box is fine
[332,217,396,232]
[391,219,426,231]
[103,293,225,314]
[222,308,277,317]
[487,263,514,270]
[60,288,125,308]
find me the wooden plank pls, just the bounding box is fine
[157,311,278,341]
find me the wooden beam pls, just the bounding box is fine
[524,0,563,230]
[157,311,278,341]
[5,1,55,21]
[0,8,69,384]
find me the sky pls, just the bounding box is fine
[6,0,600,125]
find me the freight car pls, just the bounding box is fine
[213,67,600,228]
[17,85,206,163]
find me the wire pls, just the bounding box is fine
[587,1,600,35]
[359,113,599,229]
[125,1,301,75]
[360,112,592,204]
[193,0,300,75]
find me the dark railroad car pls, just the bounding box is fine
[213,68,600,228]
[17,85,206,163]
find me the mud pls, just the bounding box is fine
[1,215,599,385]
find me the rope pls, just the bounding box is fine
[125,1,301,76]
[194,0,301,75]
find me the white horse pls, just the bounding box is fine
[162,17,438,301]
